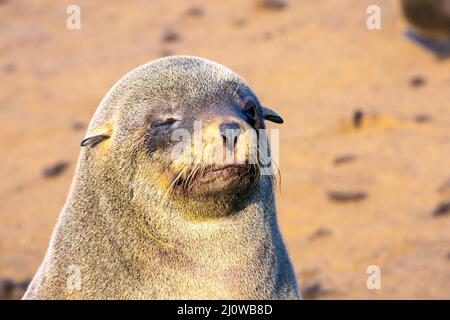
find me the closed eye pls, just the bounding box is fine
[152,117,179,128]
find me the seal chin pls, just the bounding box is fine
[169,163,259,198]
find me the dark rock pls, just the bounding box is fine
[42,161,69,178]
[352,110,364,128]
[433,201,450,217]
[302,281,329,300]
[413,113,432,123]
[0,278,30,300]
[72,121,85,131]
[186,6,204,17]
[308,228,333,241]
[333,154,356,166]
[0,278,14,299]
[328,190,368,203]
[162,28,181,43]
[410,76,426,87]
[257,0,288,10]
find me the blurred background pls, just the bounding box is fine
[1,0,450,299]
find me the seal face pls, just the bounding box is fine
[81,56,283,218]
[142,85,262,205]
[23,56,299,300]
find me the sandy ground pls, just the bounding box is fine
[1,0,450,299]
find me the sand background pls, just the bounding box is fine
[1,0,449,299]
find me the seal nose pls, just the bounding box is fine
[220,122,241,150]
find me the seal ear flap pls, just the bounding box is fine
[81,123,113,148]
[261,106,284,124]
[80,134,110,148]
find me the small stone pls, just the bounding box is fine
[0,278,15,299]
[333,154,356,166]
[302,281,329,300]
[413,113,432,123]
[162,28,181,43]
[186,6,204,17]
[42,161,69,178]
[353,110,364,128]
[328,190,367,203]
[257,0,288,10]
[309,228,333,241]
[72,121,85,131]
[433,201,450,217]
[410,76,426,88]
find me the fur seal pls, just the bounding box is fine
[23,56,300,300]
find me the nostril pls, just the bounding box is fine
[220,122,241,150]
[220,122,241,138]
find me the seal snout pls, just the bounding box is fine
[219,122,242,151]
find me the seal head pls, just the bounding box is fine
[82,56,283,218]
[23,56,299,300]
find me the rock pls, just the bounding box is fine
[309,228,333,241]
[328,190,367,203]
[413,113,432,123]
[42,160,69,178]
[162,27,181,43]
[433,201,450,217]
[186,6,204,17]
[410,76,426,87]
[257,0,288,10]
[0,278,14,299]
[72,121,85,131]
[352,110,364,128]
[302,281,329,300]
[333,154,356,166]
[0,277,30,300]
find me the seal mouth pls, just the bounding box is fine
[168,163,260,196]
[194,164,253,183]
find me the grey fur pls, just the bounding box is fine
[23,56,300,300]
